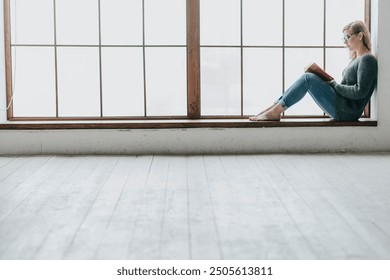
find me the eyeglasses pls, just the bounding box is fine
[342,33,358,42]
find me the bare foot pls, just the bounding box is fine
[249,112,281,121]
[250,103,277,119]
[249,103,283,121]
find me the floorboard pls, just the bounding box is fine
[187,156,222,259]
[95,156,153,259]
[0,156,87,259]
[1,153,390,260]
[62,156,137,259]
[159,156,190,259]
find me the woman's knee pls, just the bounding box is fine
[296,72,316,84]
[302,72,326,88]
[303,72,318,81]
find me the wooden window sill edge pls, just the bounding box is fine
[0,118,377,130]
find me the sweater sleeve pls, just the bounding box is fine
[330,55,377,100]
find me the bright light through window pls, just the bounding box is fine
[7,0,367,119]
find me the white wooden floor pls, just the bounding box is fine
[1,154,390,260]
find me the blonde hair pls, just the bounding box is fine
[343,20,372,60]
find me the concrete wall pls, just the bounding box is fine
[1,0,389,155]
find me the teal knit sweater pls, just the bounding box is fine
[330,54,377,121]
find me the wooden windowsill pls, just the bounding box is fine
[0,118,377,130]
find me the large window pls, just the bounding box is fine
[4,0,370,121]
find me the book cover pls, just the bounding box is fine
[304,62,334,82]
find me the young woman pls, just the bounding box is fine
[249,20,378,122]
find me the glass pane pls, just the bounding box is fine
[243,48,282,115]
[201,48,241,115]
[285,0,323,46]
[12,47,56,117]
[100,0,143,45]
[145,48,187,116]
[326,48,351,83]
[200,0,241,46]
[145,0,186,45]
[284,48,324,116]
[56,0,99,45]
[10,0,54,44]
[57,48,100,117]
[101,47,144,117]
[243,0,282,46]
[326,0,365,46]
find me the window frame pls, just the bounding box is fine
[3,0,374,128]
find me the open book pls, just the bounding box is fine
[304,63,334,81]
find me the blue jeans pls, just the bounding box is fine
[276,73,337,119]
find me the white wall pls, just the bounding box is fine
[0,0,7,122]
[1,0,390,155]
